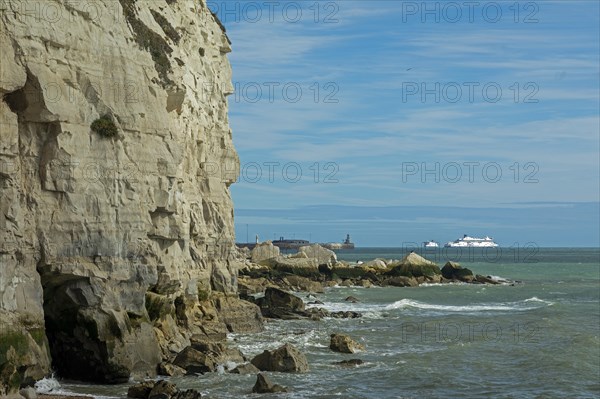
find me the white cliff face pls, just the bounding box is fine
[0,0,253,390]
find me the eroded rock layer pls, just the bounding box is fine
[0,0,257,392]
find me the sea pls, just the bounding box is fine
[35,248,600,399]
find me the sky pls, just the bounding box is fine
[208,0,600,247]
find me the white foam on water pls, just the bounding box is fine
[384,297,554,312]
[35,376,62,394]
[35,376,122,399]
[420,282,466,287]
[487,275,514,284]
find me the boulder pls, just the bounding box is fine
[148,380,177,399]
[211,296,264,333]
[251,242,280,264]
[298,244,337,266]
[263,257,320,277]
[172,347,216,374]
[256,287,305,319]
[230,363,260,375]
[330,334,365,354]
[331,265,370,279]
[19,387,37,399]
[345,296,360,303]
[441,261,474,282]
[252,373,288,393]
[251,343,309,373]
[386,252,441,278]
[128,381,155,399]
[189,339,245,365]
[157,362,186,377]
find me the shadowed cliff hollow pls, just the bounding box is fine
[0,0,262,393]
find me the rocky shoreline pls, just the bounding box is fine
[238,242,510,295]
[0,1,512,396]
[120,243,509,398]
[10,243,510,399]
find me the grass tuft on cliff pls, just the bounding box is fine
[91,115,118,138]
[197,284,210,302]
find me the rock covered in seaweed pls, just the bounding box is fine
[252,373,289,393]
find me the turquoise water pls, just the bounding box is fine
[39,248,600,398]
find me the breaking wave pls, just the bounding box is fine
[384,297,554,312]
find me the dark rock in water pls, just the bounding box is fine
[256,287,305,319]
[172,338,245,375]
[148,380,177,399]
[385,276,418,287]
[307,300,324,305]
[305,307,329,320]
[251,343,309,373]
[128,381,155,398]
[252,373,289,393]
[264,287,305,311]
[345,296,360,303]
[127,381,201,399]
[335,359,364,367]
[173,347,216,374]
[304,308,361,320]
[441,262,474,282]
[330,333,365,354]
[329,311,362,319]
[172,389,202,399]
[230,363,260,374]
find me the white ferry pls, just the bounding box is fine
[444,234,499,248]
[423,240,439,248]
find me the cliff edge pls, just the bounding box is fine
[0,0,261,393]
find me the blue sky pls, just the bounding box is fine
[208,1,600,247]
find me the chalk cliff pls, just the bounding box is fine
[0,0,261,393]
